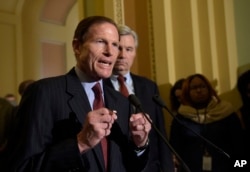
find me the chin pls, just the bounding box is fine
[100,73,112,79]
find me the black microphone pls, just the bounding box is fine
[152,94,230,159]
[128,94,191,172]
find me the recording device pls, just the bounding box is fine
[128,94,191,172]
[152,94,230,159]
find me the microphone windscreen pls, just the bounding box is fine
[152,95,167,108]
[128,94,141,108]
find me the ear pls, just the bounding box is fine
[72,39,81,55]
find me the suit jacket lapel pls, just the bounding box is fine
[65,69,104,170]
[66,69,91,123]
[130,74,144,112]
[103,84,119,109]
[131,74,143,98]
[104,78,115,90]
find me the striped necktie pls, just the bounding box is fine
[117,75,129,97]
[92,82,108,171]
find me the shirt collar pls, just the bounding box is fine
[75,66,103,89]
[111,72,132,83]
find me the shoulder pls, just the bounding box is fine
[130,73,157,86]
[0,98,13,112]
[32,69,78,89]
[0,98,10,105]
[30,75,66,91]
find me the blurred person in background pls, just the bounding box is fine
[18,79,35,97]
[170,73,244,172]
[236,69,250,162]
[170,78,185,115]
[4,94,17,107]
[0,97,14,158]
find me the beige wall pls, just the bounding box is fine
[0,0,79,102]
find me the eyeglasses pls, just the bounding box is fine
[190,84,207,91]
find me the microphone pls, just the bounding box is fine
[128,94,191,172]
[152,94,230,159]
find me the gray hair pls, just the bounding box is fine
[118,25,138,48]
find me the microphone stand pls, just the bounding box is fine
[128,94,191,172]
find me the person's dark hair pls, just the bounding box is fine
[18,79,35,96]
[170,78,185,111]
[73,16,118,43]
[237,70,250,103]
[181,74,220,106]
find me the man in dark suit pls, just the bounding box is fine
[3,16,151,172]
[0,97,14,155]
[104,25,174,172]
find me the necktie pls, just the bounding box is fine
[92,82,108,170]
[117,75,129,97]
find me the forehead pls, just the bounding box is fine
[120,35,135,45]
[175,89,182,95]
[190,76,205,85]
[88,23,119,40]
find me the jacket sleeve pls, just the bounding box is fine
[5,81,86,172]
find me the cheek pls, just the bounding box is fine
[78,53,88,66]
[113,48,119,57]
[189,92,196,101]
[189,92,200,102]
[77,51,94,72]
[77,45,88,60]
[127,56,135,66]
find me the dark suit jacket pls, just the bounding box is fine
[104,73,174,172]
[3,68,148,172]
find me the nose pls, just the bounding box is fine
[196,87,201,92]
[104,44,118,57]
[118,48,126,59]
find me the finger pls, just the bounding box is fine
[135,124,145,131]
[109,110,118,121]
[94,107,108,115]
[142,116,146,125]
[105,122,110,130]
[104,128,111,136]
[130,113,144,121]
[145,114,152,123]
[142,124,145,131]
[109,109,117,115]
[130,119,145,128]
[100,113,113,124]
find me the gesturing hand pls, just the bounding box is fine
[77,108,117,153]
[129,113,151,147]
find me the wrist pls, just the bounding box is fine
[134,138,149,151]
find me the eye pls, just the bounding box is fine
[112,42,119,49]
[96,39,105,43]
[126,48,133,52]
[200,85,207,89]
